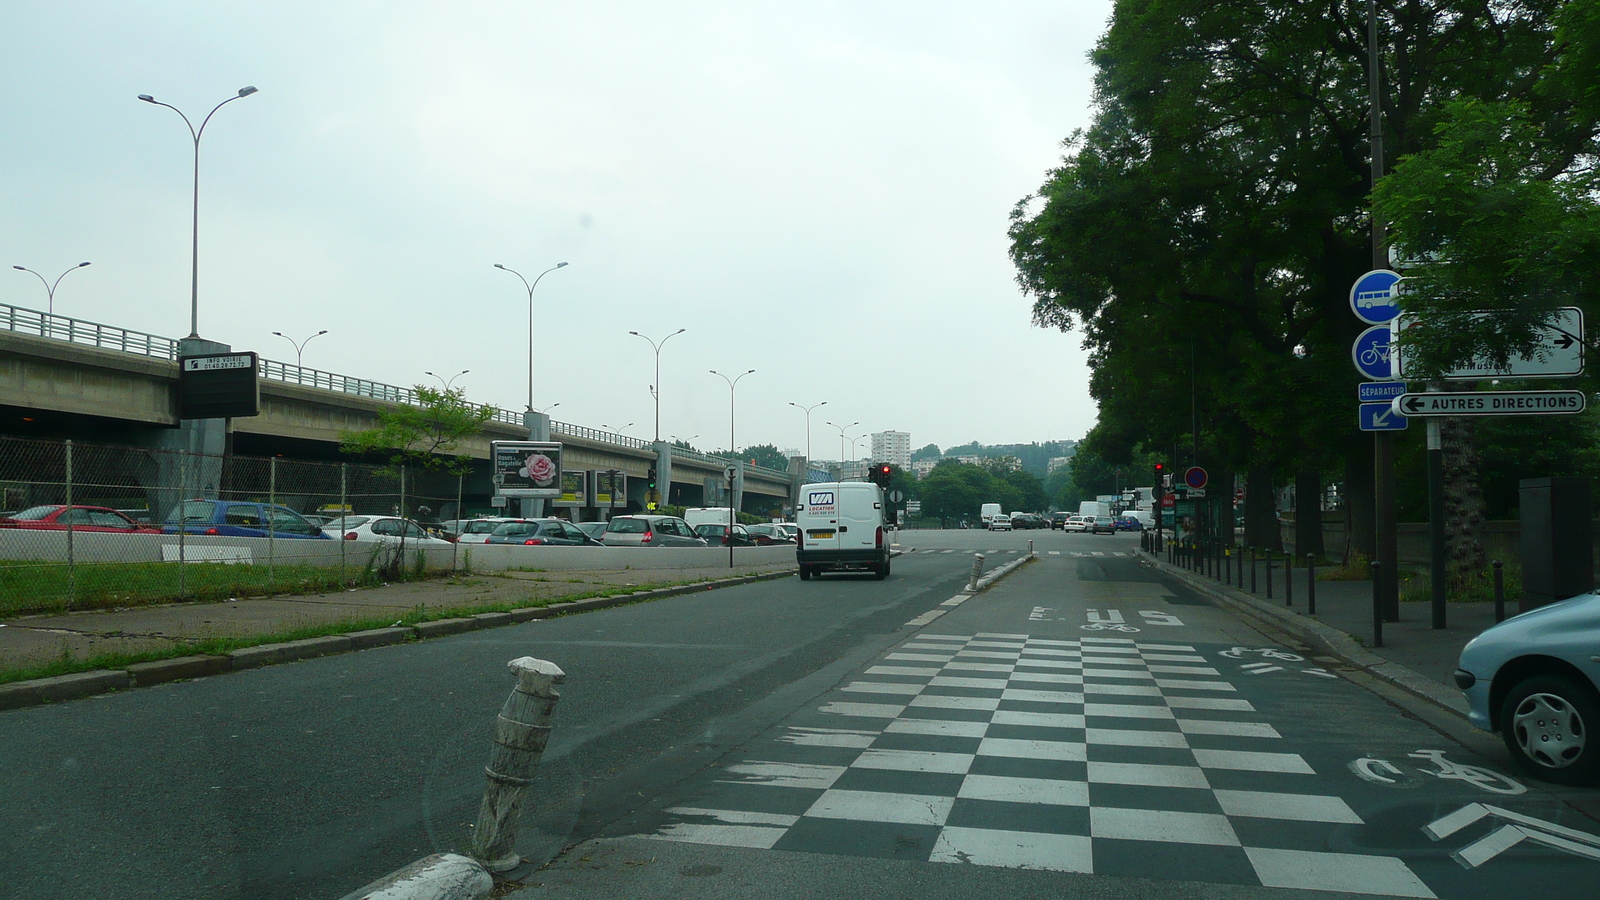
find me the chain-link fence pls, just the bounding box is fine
[0,435,466,616]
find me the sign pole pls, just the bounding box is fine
[1367,0,1399,623]
[1428,415,1447,628]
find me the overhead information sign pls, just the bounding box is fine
[1394,308,1584,380]
[178,351,259,419]
[1391,391,1587,418]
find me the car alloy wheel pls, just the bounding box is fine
[1500,673,1599,785]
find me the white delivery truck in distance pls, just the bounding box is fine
[1079,500,1110,519]
[796,482,891,580]
[979,502,1002,528]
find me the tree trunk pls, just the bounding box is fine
[1441,414,1486,579]
[1344,450,1375,564]
[1215,464,1236,546]
[1244,465,1281,551]
[1294,469,1325,559]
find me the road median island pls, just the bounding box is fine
[0,562,796,709]
[1144,549,1470,717]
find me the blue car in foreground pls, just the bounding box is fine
[1455,592,1600,785]
[162,499,330,539]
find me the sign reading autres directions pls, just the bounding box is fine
[1392,390,1588,418]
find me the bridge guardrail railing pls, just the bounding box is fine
[1,302,180,359]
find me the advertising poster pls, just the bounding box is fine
[491,441,563,499]
[553,470,588,508]
[593,470,626,507]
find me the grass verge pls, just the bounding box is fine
[0,574,729,685]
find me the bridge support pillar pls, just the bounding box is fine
[140,337,231,518]
[652,440,673,510]
[521,410,551,517]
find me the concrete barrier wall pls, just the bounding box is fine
[0,531,796,572]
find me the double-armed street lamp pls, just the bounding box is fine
[629,328,686,442]
[138,86,259,338]
[788,400,827,462]
[12,262,90,316]
[494,261,569,413]
[825,419,859,465]
[425,368,470,391]
[603,422,635,437]
[272,329,327,368]
[710,369,756,460]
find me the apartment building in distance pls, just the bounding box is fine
[872,431,911,468]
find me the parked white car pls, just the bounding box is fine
[452,517,518,544]
[328,515,453,547]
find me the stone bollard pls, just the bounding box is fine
[968,553,986,591]
[471,657,565,873]
[1028,539,1034,557]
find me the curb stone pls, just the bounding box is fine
[0,568,796,711]
[1147,551,1470,717]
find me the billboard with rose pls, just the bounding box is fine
[490,441,563,499]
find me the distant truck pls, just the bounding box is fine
[979,502,1002,528]
[1078,500,1110,519]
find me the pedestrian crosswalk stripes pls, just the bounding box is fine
[645,632,1436,898]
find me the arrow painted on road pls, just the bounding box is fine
[1424,802,1600,868]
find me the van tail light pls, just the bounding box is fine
[796,529,804,549]
[641,531,653,544]
[876,526,884,549]
[343,532,358,540]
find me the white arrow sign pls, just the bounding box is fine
[1395,307,1584,379]
[1392,391,1587,417]
[1424,802,1600,869]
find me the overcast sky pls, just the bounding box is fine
[2,1,1111,460]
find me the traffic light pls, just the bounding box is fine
[1153,463,1165,495]
[647,466,657,490]
[871,464,891,487]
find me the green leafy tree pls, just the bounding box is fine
[911,443,942,462]
[739,443,789,471]
[918,461,996,526]
[339,386,496,476]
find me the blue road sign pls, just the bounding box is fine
[1358,381,1409,402]
[1350,269,1402,324]
[1352,324,1395,380]
[1359,402,1408,431]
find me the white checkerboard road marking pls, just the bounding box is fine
[649,633,1435,898]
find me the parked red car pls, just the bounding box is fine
[0,505,160,533]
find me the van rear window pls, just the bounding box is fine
[607,518,647,533]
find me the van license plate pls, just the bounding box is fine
[809,530,834,540]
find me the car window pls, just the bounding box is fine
[169,499,216,524]
[467,520,502,534]
[269,508,313,534]
[607,518,646,534]
[88,510,133,528]
[403,521,429,538]
[371,519,401,536]
[12,505,58,521]
[561,522,587,541]
[225,505,264,527]
[58,508,94,525]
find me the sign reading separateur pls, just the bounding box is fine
[1391,391,1587,417]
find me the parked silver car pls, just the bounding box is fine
[1456,592,1600,785]
[602,515,709,547]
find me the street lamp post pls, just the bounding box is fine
[272,329,328,368]
[494,262,569,413]
[629,328,686,443]
[603,422,635,437]
[825,420,859,467]
[788,400,827,463]
[425,368,470,391]
[138,86,259,338]
[711,368,754,567]
[12,262,90,315]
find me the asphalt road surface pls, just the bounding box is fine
[2,528,1596,900]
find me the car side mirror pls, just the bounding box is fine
[310,525,323,537]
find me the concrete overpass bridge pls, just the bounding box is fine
[1,302,820,519]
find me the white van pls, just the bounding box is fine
[796,482,891,580]
[979,502,1002,528]
[683,507,736,529]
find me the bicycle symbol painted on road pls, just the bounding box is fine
[1218,647,1338,678]
[1351,749,1526,795]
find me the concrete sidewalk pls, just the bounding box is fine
[1148,546,1504,715]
